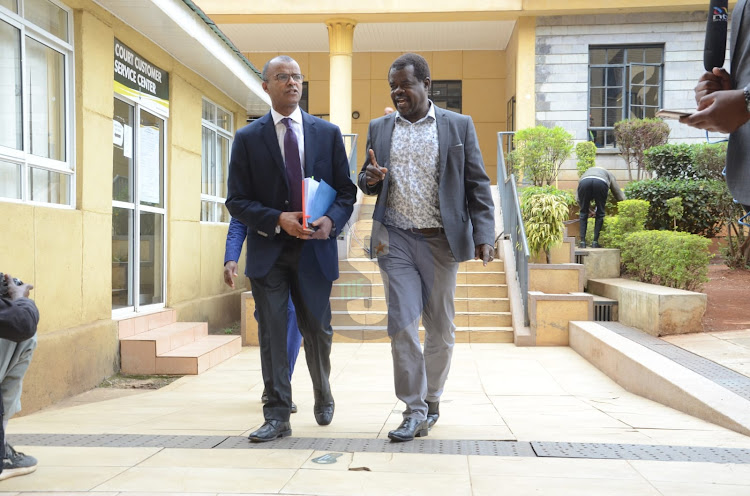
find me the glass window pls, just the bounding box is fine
[588,45,664,148]
[0,1,17,13]
[24,0,67,42]
[429,80,462,113]
[0,1,73,206]
[201,99,233,222]
[0,20,21,150]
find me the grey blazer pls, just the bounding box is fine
[357,105,495,262]
[728,0,750,205]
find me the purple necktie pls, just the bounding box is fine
[282,118,303,212]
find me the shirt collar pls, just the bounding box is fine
[396,100,436,124]
[271,106,303,127]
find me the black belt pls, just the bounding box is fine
[406,227,444,236]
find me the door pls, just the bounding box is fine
[112,96,166,314]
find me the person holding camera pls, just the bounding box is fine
[0,273,39,480]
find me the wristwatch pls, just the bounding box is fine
[744,85,750,113]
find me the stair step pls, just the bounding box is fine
[117,308,177,339]
[332,326,514,343]
[120,322,208,355]
[330,311,512,327]
[330,283,509,298]
[330,297,510,313]
[336,270,506,285]
[155,335,242,375]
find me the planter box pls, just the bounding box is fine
[587,278,706,336]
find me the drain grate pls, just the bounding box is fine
[532,442,750,464]
[8,433,750,463]
[599,322,750,401]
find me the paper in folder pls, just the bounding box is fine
[302,177,336,228]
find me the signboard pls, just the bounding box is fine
[114,39,169,116]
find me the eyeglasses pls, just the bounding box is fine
[271,73,304,83]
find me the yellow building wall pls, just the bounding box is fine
[245,50,507,184]
[0,0,252,414]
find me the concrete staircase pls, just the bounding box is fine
[336,196,512,343]
[118,309,241,375]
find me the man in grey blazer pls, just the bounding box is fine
[682,0,750,211]
[358,53,495,442]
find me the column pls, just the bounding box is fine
[326,18,356,134]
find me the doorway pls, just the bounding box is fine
[112,96,166,314]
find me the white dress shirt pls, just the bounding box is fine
[271,106,305,175]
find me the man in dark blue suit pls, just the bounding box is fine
[226,55,356,442]
[223,216,302,413]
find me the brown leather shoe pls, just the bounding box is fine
[248,420,291,443]
[388,417,428,442]
[426,400,440,429]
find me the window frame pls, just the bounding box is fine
[587,44,664,149]
[200,98,233,223]
[429,80,462,114]
[0,0,75,208]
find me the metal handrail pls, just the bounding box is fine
[497,131,530,326]
[342,133,358,184]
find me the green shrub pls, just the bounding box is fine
[583,199,649,249]
[521,193,569,263]
[624,178,729,236]
[575,141,597,177]
[666,197,684,230]
[621,230,712,291]
[613,118,670,181]
[520,185,576,210]
[644,143,727,181]
[508,126,574,186]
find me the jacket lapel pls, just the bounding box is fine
[302,111,316,178]
[260,112,286,178]
[435,106,449,180]
[378,113,395,168]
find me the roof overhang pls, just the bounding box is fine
[95,0,271,114]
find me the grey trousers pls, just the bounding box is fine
[377,226,458,421]
[0,334,36,419]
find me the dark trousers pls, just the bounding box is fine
[250,239,334,422]
[578,178,609,242]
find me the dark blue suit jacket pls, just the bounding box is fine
[226,110,356,282]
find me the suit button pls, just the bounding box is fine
[284,200,289,205]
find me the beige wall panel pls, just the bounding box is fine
[463,78,506,124]
[308,52,330,81]
[200,223,232,298]
[474,122,502,184]
[244,52,276,73]
[77,10,114,117]
[78,110,114,213]
[432,50,463,80]
[309,80,330,117]
[167,220,201,304]
[286,52,311,75]
[172,292,241,332]
[169,144,202,224]
[170,76,203,155]
[352,52,371,80]
[21,320,118,416]
[370,52,400,80]
[463,51,506,80]
[370,79,392,116]
[0,204,35,282]
[34,208,83,334]
[82,210,112,322]
[352,79,372,124]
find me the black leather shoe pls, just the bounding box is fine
[579,241,586,249]
[291,401,298,414]
[426,400,440,429]
[591,241,600,248]
[388,417,428,442]
[260,389,268,404]
[248,420,291,443]
[314,401,335,426]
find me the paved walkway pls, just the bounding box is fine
[3,341,750,495]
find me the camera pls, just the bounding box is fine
[0,273,23,298]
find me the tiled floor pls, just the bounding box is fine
[3,342,750,494]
